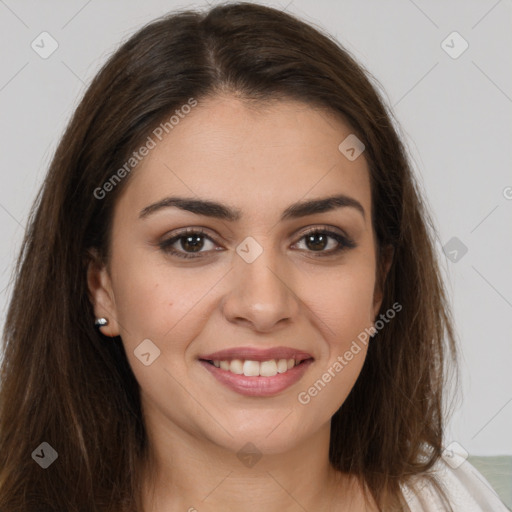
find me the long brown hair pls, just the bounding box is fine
[0,3,459,510]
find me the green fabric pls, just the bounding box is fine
[467,455,512,510]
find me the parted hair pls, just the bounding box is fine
[0,3,458,511]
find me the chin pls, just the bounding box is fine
[202,412,316,456]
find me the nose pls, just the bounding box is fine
[221,244,301,333]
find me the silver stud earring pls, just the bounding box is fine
[95,317,109,327]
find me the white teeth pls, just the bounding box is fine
[230,359,244,375]
[260,360,278,377]
[276,359,288,373]
[243,360,260,376]
[211,358,305,376]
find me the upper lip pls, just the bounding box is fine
[199,346,314,362]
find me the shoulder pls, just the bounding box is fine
[400,450,510,511]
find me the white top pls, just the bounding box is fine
[400,451,510,511]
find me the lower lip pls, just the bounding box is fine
[199,359,314,397]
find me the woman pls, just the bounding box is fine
[0,2,508,511]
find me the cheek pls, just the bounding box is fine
[302,264,377,346]
[295,264,375,412]
[297,346,368,425]
[110,251,214,350]
[111,263,214,403]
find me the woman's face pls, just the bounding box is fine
[89,95,387,457]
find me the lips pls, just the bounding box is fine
[198,346,314,397]
[199,346,313,362]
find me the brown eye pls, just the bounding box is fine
[159,229,219,259]
[294,227,356,256]
[304,232,330,251]
[158,226,356,260]
[178,233,206,253]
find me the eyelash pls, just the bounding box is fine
[158,226,356,260]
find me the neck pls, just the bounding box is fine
[140,413,361,512]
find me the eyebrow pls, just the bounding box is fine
[139,194,365,222]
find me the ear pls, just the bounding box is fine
[372,244,394,318]
[86,248,121,337]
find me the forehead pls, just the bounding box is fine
[115,95,372,223]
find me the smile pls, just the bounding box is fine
[199,357,314,397]
[203,357,306,376]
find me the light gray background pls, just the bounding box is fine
[0,0,511,456]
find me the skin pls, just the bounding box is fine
[88,95,392,511]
